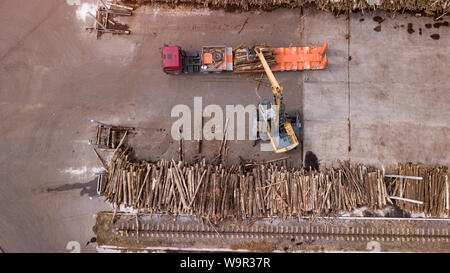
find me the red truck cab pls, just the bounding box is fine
[162,46,182,74]
[163,45,232,74]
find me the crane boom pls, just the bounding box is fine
[253,48,283,108]
[251,47,300,153]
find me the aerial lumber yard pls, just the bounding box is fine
[0,0,449,258]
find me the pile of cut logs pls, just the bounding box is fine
[386,163,449,216]
[101,147,449,219]
[128,0,449,17]
[233,46,277,72]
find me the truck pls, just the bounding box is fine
[162,41,328,74]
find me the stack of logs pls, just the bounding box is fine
[128,0,450,17]
[233,46,277,71]
[386,163,449,217]
[100,148,447,219]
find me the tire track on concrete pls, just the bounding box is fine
[300,7,305,166]
[0,1,65,64]
[347,13,352,159]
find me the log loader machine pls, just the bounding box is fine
[250,47,301,153]
[162,42,327,153]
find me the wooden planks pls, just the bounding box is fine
[100,148,450,219]
[233,46,277,71]
[387,163,449,217]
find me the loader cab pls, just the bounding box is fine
[162,46,182,74]
[255,99,300,154]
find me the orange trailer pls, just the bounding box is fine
[162,41,328,74]
[266,40,328,71]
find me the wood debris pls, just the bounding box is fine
[233,45,276,71]
[102,149,432,219]
[91,121,448,219]
[89,120,135,151]
[386,163,449,217]
[126,0,450,17]
[85,0,133,39]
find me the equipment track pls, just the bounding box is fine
[94,212,450,252]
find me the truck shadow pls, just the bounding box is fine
[46,179,98,198]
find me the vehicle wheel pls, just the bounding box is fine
[212,52,223,62]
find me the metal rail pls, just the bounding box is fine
[115,221,450,242]
[95,212,450,252]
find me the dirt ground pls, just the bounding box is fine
[0,0,448,252]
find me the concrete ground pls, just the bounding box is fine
[0,0,448,252]
[303,10,450,168]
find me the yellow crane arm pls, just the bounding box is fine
[254,48,283,108]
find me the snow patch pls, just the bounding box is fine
[66,0,81,5]
[61,166,105,177]
[63,166,88,176]
[23,103,45,111]
[97,245,249,253]
[366,0,382,5]
[410,212,426,218]
[76,3,97,23]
